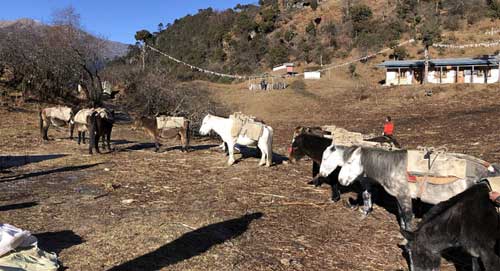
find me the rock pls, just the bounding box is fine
[121,199,136,204]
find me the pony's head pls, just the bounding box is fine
[401,230,441,271]
[318,142,343,178]
[199,114,213,136]
[288,127,306,163]
[338,147,363,186]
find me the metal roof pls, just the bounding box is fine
[377,60,424,68]
[378,56,499,68]
[431,57,499,66]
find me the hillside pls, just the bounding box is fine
[0,18,130,60]
[124,0,500,81]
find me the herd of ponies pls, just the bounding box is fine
[38,105,500,270]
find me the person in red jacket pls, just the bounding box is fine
[383,116,401,148]
[383,116,394,136]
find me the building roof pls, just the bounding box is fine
[377,60,424,68]
[431,57,498,66]
[378,56,499,68]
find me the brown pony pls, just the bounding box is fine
[133,116,190,152]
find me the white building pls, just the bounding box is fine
[378,56,500,86]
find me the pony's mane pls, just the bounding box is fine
[417,183,490,230]
[360,148,407,169]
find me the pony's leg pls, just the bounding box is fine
[227,141,236,166]
[397,198,414,231]
[312,162,320,178]
[95,135,101,154]
[330,177,341,202]
[78,132,82,145]
[82,131,86,144]
[179,131,186,152]
[265,128,273,167]
[43,122,50,141]
[106,132,112,151]
[478,245,500,271]
[257,138,267,166]
[471,257,481,271]
[360,179,373,215]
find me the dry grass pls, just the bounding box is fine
[1,78,500,270]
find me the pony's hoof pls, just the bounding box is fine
[331,195,341,202]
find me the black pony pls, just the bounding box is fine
[402,182,500,271]
[88,111,114,154]
[288,127,342,201]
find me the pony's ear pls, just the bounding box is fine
[400,229,415,241]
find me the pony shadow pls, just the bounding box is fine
[111,139,136,146]
[237,147,289,165]
[0,163,101,183]
[189,144,219,151]
[121,143,157,152]
[0,201,38,212]
[0,154,66,170]
[35,230,84,255]
[107,212,263,271]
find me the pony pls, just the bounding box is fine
[337,147,498,230]
[88,110,114,154]
[402,182,500,271]
[39,106,74,140]
[288,127,342,201]
[132,116,190,152]
[199,114,273,167]
[315,143,375,214]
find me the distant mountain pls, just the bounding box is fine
[102,40,130,60]
[0,18,129,59]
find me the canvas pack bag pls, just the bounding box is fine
[45,107,72,123]
[229,112,263,140]
[73,109,94,124]
[0,224,59,271]
[156,116,185,130]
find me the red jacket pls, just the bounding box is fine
[384,122,394,136]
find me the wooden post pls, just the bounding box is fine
[423,46,429,84]
[471,66,475,83]
[485,68,488,84]
[439,66,443,84]
[456,66,459,83]
[398,68,401,85]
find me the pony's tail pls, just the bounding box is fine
[185,120,191,148]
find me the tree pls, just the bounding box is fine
[419,17,441,84]
[135,30,153,44]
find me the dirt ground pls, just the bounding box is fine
[1,82,500,270]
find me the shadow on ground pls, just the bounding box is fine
[0,201,38,212]
[0,163,101,183]
[107,212,263,271]
[35,230,85,255]
[0,154,66,170]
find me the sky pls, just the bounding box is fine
[0,0,256,44]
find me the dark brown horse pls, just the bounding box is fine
[133,116,190,152]
[288,127,342,201]
[88,111,114,154]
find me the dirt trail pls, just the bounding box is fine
[1,82,500,270]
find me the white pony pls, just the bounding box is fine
[199,114,274,167]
